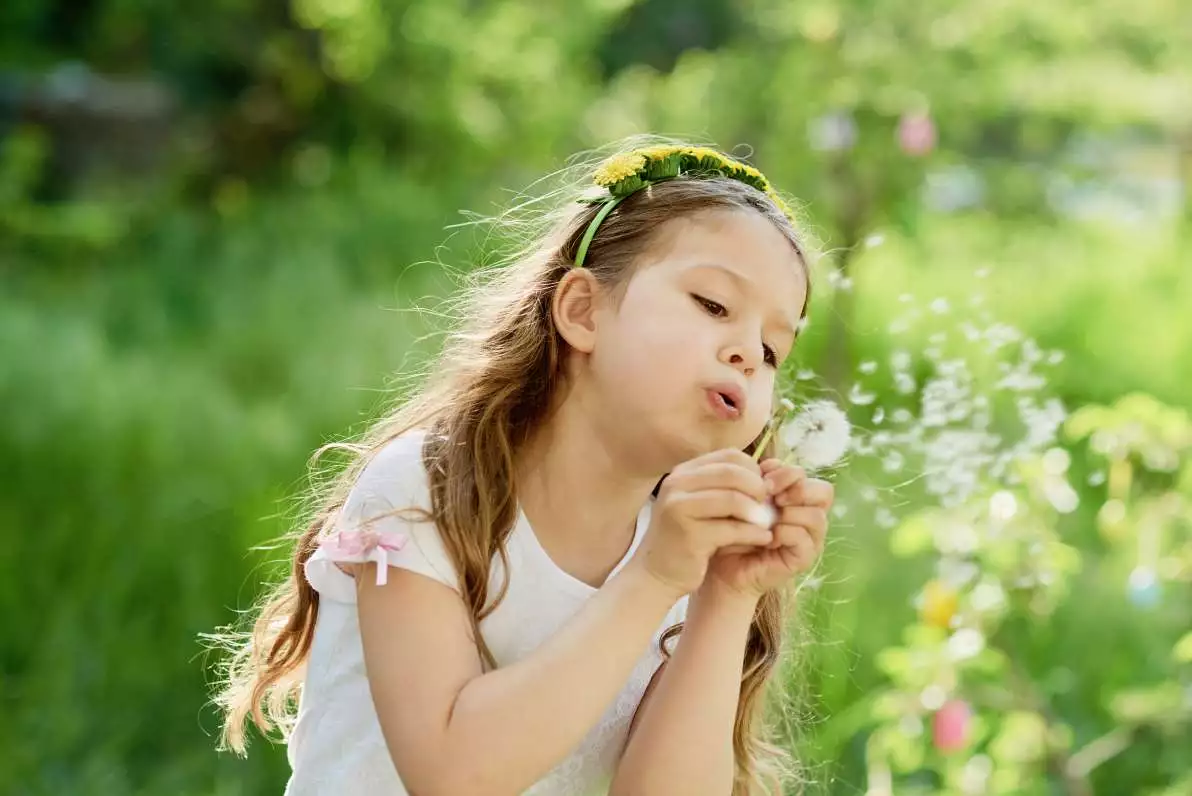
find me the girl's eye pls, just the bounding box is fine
[693,294,727,317]
[694,294,781,368]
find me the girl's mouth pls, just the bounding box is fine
[706,388,742,420]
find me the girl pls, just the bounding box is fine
[214,141,835,796]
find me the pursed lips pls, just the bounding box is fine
[705,381,746,419]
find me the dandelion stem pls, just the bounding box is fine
[752,423,777,463]
[752,398,795,462]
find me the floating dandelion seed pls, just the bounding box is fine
[894,373,917,394]
[848,383,877,405]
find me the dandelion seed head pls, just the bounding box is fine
[780,400,852,470]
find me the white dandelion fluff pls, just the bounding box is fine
[780,399,852,470]
[746,500,778,530]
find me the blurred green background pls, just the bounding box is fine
[2,0,1190,794]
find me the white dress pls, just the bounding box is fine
[285,431,688,796]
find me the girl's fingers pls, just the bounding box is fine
[760,461,805,498]
[676,462,767,502]
[775,476,835,508]
[719,542,762,556]
[768,507,827,552]
[777,543,809,574]
[710,518,774,549]
[677,489,771,526]
[770,521,816,551]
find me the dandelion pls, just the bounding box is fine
[592,152,646,187]
[780,399,852,470]
[747,398,849,528]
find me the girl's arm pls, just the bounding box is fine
[610,580,760,796]
[358,562,680,796]
[611,462,831,796]
[357,448,777,795]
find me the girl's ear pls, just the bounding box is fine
[552,268,605,354]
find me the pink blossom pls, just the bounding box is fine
[932,699,972,752]
[898,112,937,156]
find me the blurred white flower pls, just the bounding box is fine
[920,684,947,710]
[947,628,986,660]
[808,111,857,152]
[989,490,1018,521]
[780,400,851,470]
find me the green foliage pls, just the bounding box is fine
[2,0,1190,793]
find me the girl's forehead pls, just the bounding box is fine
[631,211,807,308]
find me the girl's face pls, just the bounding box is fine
[588,209,807,465]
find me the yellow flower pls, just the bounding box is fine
[588,145,798,229]
[637,144,686,162]
[593,153,646,187]
[920,580,960,629]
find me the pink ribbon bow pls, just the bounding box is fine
[318,530,408,586]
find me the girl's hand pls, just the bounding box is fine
[703,459,833,600]
[627,449,777,599]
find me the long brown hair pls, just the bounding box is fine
[211,138,814,795]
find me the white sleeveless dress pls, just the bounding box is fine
[285,431,687,796]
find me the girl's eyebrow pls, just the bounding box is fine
[684,262,798,336]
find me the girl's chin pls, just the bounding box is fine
[658,427,752,464]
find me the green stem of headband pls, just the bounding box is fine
[573,192,632,268]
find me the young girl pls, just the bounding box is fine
[215,141,835,796]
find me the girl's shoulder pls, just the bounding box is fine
[358,428,434,489]
[307,429,459,601]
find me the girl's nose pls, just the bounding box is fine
[725,348,757,377]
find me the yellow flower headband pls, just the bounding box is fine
[573,145,794,268]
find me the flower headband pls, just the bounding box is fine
[572,145,795,268]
